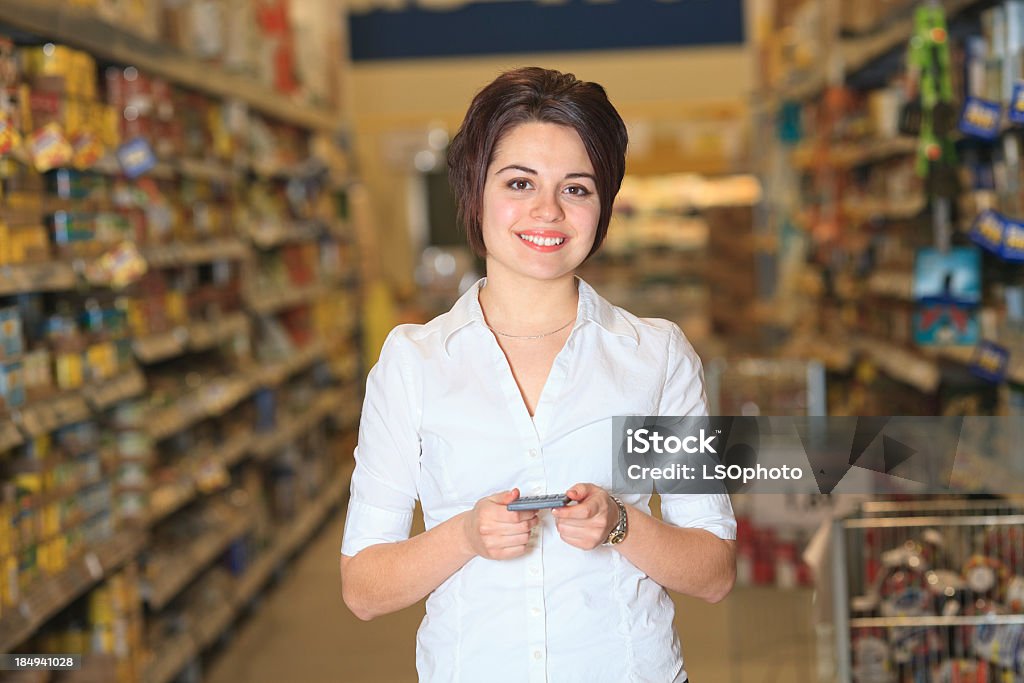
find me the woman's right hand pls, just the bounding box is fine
[462,488,539,560]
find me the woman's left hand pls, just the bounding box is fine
[551,483,620,550]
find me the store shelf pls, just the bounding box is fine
[0,0,339,132]
[81,368,147,410]
[0,261,78,296]
[257,340,326,387]
[132,313,250,365]
[851,336,941,393]
[0,531,146,653]
[865,270,914,301]
[145,371,254,442]
[234,463,351,606]
[250,390,341,460]
[0,420,24,451]
[145,513,252,611]
[244,283,324,316]
[11,391,92,438]
[140,239,249,269]
[245,221,323,249]
[144,465,351,683]
[844,195,926,222]
[187,312,250,352]
[791,136,918,172]
[146,429,253,526]
[144,631,194,683]
[176,158,242,185]
[133,329,189,364]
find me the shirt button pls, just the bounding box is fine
[533,650,543,660]
[532,485,543,495]
[528,449,538,458]
[529,565,540,576]
[531,607,541,616]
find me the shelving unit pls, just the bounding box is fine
[0,4,363,679]
[758,0,1024,418]
[143,466,351,683]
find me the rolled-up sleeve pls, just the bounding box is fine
[657,324,737,541]
[341,328,422,556]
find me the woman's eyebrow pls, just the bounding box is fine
[494,165,595,182]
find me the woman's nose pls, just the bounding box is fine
[530,190,564,223]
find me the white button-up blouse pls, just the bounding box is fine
[341,277,736,683]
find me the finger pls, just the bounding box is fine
[565,483,594,502]
[552,499,598,519]
[488,532,531,549]
[487,488,520,505]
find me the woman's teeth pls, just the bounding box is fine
[519,234,565,246]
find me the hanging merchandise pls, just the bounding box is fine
[969,209,1024,262]
[907,5,959,199]
[970,341,1011,383]
[911,247,982,346]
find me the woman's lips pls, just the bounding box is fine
[517,231,568,252]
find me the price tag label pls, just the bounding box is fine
[959,97,1003,140]
[971,341,1010,383]
[116,138,157,179]
[84,552,102,579]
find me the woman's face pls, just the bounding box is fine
[480,121,600,283]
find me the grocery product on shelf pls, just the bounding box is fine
[0,7,362,677]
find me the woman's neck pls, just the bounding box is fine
[478,268,579,334]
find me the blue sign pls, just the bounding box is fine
[1010,81,1024,124]
[969,210,1006,255]
[116,138,156,179]
[349,0,745,61]
[970,341,1010,383]
[1003,220,1024,262]
[959,97,1003,140]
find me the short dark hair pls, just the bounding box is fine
[447,67,628,259]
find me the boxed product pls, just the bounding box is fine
[0,307,23,359]
[0,359,25,409]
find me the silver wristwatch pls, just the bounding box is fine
[603,495,628,545]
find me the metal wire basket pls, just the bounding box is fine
[833,499,1024,682]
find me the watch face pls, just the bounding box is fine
[608,529,626,545]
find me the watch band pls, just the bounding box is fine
[603,495,628,545]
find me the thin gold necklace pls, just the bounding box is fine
[487,318,574,340]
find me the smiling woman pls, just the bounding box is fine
[339,67,736,683]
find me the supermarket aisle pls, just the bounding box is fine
[205,504,422,683]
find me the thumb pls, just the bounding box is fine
[490,488,520,504]
[566,484,590,501]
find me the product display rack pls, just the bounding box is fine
[758,0,1024,420]
[832,499,1024,681]
[0,6,363,681]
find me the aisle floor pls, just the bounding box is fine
[205,503,817,683]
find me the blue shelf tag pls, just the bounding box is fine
[959,97,1003,140]
[116,138,156,179]
[1011,81,1024,124]
[1002,220,1024,262]
[970,341,1010,383]
[969,210,1006,255]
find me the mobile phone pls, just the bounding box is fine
[506,493,571,511]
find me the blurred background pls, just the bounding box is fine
[0,0,1023,681]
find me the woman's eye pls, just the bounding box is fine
[508,179,532,191]
[564,185,591,196]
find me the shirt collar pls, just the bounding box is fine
[440,277,640,356]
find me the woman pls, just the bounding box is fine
[340,67,736,683]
